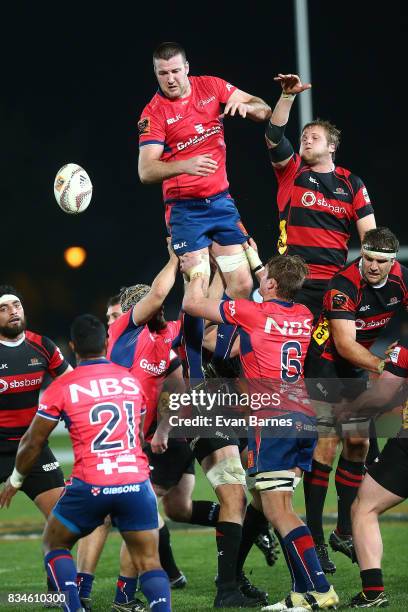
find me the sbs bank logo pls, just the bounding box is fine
[0,379,9,393]
[301,192,316,207]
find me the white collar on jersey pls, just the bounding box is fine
[358,258,388,289]
[0,332,26,347]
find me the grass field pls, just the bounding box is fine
[1,433,407,610]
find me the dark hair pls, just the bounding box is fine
[301,118,341,159]
[70,314,106,358]
[266,255,309,300]
[153,42,186,63]
[0,285,23,302]
[362,227,399,254]
[106,294,121,309]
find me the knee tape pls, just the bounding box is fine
[206,456,246,489]
[246,473,257,491]
[215,252,249,273]
[254,470,296,492]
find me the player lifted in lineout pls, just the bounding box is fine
[138,41,271,381]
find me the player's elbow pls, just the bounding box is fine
[138,168,154,184]
[333,337,352,360]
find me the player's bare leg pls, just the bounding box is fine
[161,473,195,522]
[210,242,253,367]
[200,446,260,608]
[253,470,338,611]
[349,473,402,607]
[34,486,64,518]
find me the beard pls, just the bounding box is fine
[0,317,26,339]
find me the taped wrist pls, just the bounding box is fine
[265,121,286,145]
[244,245,264,273]
[10,467,25,489]
[268,136,294,163]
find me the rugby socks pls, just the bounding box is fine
[44,549,82,612]
[182,312,204,380]
[335,456,364,535]
[303,460,332,544]
[76,572,94,599]
[236,504,268,575]
[274,527,307,592]
[213,293,237,362]
[189,500,220,526]
[114,575,138,604]
[158,524,180,580]
[216,521,242,590]
[140,569,171,611]
[283,526,330,593]
[360,568,384,600]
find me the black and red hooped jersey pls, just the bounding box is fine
[274,154,374,280]
[310,259,408,362]
[0,331,69,451]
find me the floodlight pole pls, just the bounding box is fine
[294,0,313,130]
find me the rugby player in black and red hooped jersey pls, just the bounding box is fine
[265,73,376,322]
[304,228,408,572]
[0,286,71,509]
[332,337,408,608]
[0,285,72,592]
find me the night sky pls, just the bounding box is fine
[1,1,405,342]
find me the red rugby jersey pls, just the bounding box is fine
[38,360,150,485]
[107,310,181,440]
[220,298,314,416]
[138,75,237,202]
[274,154,374,280]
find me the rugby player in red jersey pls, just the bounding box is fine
[182,253,339,610]
[304,227,408,573]
[0,314,171,612]
[138,41,271,382]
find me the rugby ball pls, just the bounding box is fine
[53,163,92,214]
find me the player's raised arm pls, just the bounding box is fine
[0,415,57,508]
[131,240,179,326]
[222,88,271,122]
[265,73,311,169]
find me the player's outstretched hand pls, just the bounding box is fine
[180,252,203,275]
[0,477,18,509]
[274,73,312,95]
[183,154,218,176]
[221,101,250,119]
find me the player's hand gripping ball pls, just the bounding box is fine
[53,163,92,214]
